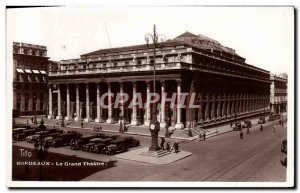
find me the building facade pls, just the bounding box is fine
[48,32,271,129]
[13,42,49,116]
[270,74,288,115]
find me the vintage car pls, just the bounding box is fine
[233,122,242,131]
[13,128,27,135]
[81,138,105,152]
[70,134,99,150]
[103,134,120,140]
[268,115,278,121]
[52,132,81,148]
[281,139,287,153]
[13,124,31,130]
[26,134,41,143]
[104,139,127,155]
[242,120,252,128]
[258,117,266,124]
[90,143,106,154]
[120,136,140,148]
[13,133,27,141]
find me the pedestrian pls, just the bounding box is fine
[188,128,193,137]
[260,125,263,132]
[26,120,29,125]
[240,130,243,139]
[273,125,276,133]
[160,137,165,150]
[230,122,233,128]
[99,125,103,132]
[119,121,123,133]
[203,132,206,141]
[166,141,171,151]
[55,120,58,126]
[246,126,250,134]
[199,133,203,141]
[174,141,179,153]
[31,117,34,123]
[81,121,84,128]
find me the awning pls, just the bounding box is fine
[16,69,24,73]
[40,70,47,74]
[32,70,40,74]
[25,69,32,73]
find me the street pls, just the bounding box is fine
[12,118,287,182]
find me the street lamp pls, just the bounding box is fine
[145,24,165,152]
[34,119,49,181]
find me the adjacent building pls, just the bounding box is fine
[270,73,288,115]
[13,42,49,116]
[48,32,271,129]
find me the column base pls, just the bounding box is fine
[95,118,104,123]
[84,117,92,122]
[144,120,151,127]
[56,115,62,120]
[65,116,72,121]
[106,118,114,124]
[160,122,167,128]
[131,119,139,126]
[74,116,82,121]
[175,122,184,129]
[47,115,54,119]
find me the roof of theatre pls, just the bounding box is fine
[81,31,243,59]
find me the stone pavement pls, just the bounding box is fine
[15,115,274,141]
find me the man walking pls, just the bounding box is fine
[81,121,84,129]
[203,132,206,141]
[260,125,263,132]
[240,130,243,139]
[160,137,165,150]
[273,125,276,133]
[246,126,250,134]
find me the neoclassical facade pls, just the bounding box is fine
[48,32,271,129]
[270,74,287,114]
[13,42,49,116]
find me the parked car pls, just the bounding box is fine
[281,139,287,153]
[26,134,41,143]
[258,117,266,124]
[268,115,277,121]
[104,139,127,155]
[90,143,106,154]
[120,136,140,148]
[242,120,252,128]
[82,138,105,152]
[233,122,242,131]
[281,157,287,166]
[14,133,27,141]
[70,134,99,150]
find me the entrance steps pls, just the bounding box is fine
[139,149,171,157]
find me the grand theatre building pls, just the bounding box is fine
[48,32,270,129]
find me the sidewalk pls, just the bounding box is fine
[14,116,272,141]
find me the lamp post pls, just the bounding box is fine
[34,119,49,181]
[145,24,165,152]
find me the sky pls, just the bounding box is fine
[6,6,294,74]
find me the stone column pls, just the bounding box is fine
[231,94,235,115]
[119,82,125,123]
[56,84,62,120]
[95,83,102,123]
[106,82,114,123]
[175,81,184,129]
[74,84,81,121]
[65,84,71,120]
[36,93,40,112]
[160,81,166,128]
[144,81,151,126]
[216,95,221,119]
[20,93,25,113]
[84,83,91,122]
[210,93,216,120]
[131,81,138,125]
[222,96,226,117]
[28,92,33,112]
[48,85,54,119]
[199,93,203,122]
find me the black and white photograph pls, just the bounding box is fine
[5,5,294,188]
